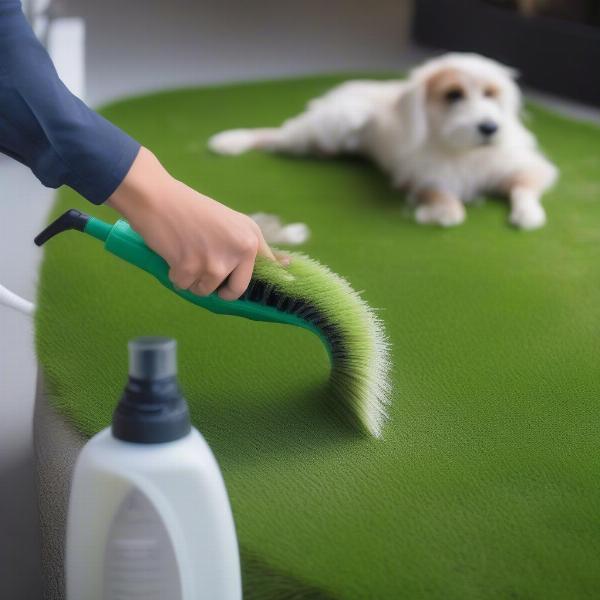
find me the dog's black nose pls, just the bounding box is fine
[478,121,498,137]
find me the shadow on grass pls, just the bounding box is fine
[242,549,339,600]
[192,379,365,467]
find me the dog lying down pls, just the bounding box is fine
[210,53,558,230]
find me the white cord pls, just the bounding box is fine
[0,284,35,316]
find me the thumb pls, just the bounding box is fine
[257,237,291,267]
[274,250,291,267]
[256,234,277,262]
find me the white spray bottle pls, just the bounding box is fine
[65,337,242,600]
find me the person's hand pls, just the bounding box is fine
[108,147,278,300]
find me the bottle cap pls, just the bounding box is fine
[128,337,177,380]
[112,337,191,444]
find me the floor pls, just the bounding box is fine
[0,2,599,598]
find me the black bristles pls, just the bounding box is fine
[241,277,346,356]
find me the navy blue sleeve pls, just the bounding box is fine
[0,0,140,204]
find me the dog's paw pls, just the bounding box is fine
[509,202,546,230]
[415,201,466,227]
[208,129,257,155]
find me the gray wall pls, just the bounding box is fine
[65,0,413,105]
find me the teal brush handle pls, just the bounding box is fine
[88,217,292,324]
[95,218,236,314]
[34,209,309,329]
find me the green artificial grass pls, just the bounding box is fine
[36,75,600,599]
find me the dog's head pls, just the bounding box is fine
[398,53,522,151]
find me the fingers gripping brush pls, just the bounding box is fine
[35,209,391,437]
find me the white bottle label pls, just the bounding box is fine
[103,488,182,600]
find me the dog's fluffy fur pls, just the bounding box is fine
[209,53,558,229]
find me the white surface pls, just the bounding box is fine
[47,18,86,100]
[69,0,413,106]
[67,428,241,600]
[0,159,50,600]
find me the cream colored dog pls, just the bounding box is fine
[210,53,558,230]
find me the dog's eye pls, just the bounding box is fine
[484,86,498,98]
[444,88,464,103]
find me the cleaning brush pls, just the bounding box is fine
[35,209,391,437]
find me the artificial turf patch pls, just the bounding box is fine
[36,75,600,599]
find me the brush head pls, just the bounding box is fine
[241,252,392,438]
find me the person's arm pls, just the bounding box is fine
[0,1,276,299]
[0,0,140,203]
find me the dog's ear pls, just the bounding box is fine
[499,66,523,117]
[396,80,427,148]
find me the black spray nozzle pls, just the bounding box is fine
[34,209,90,247]
[112,337,191,444]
